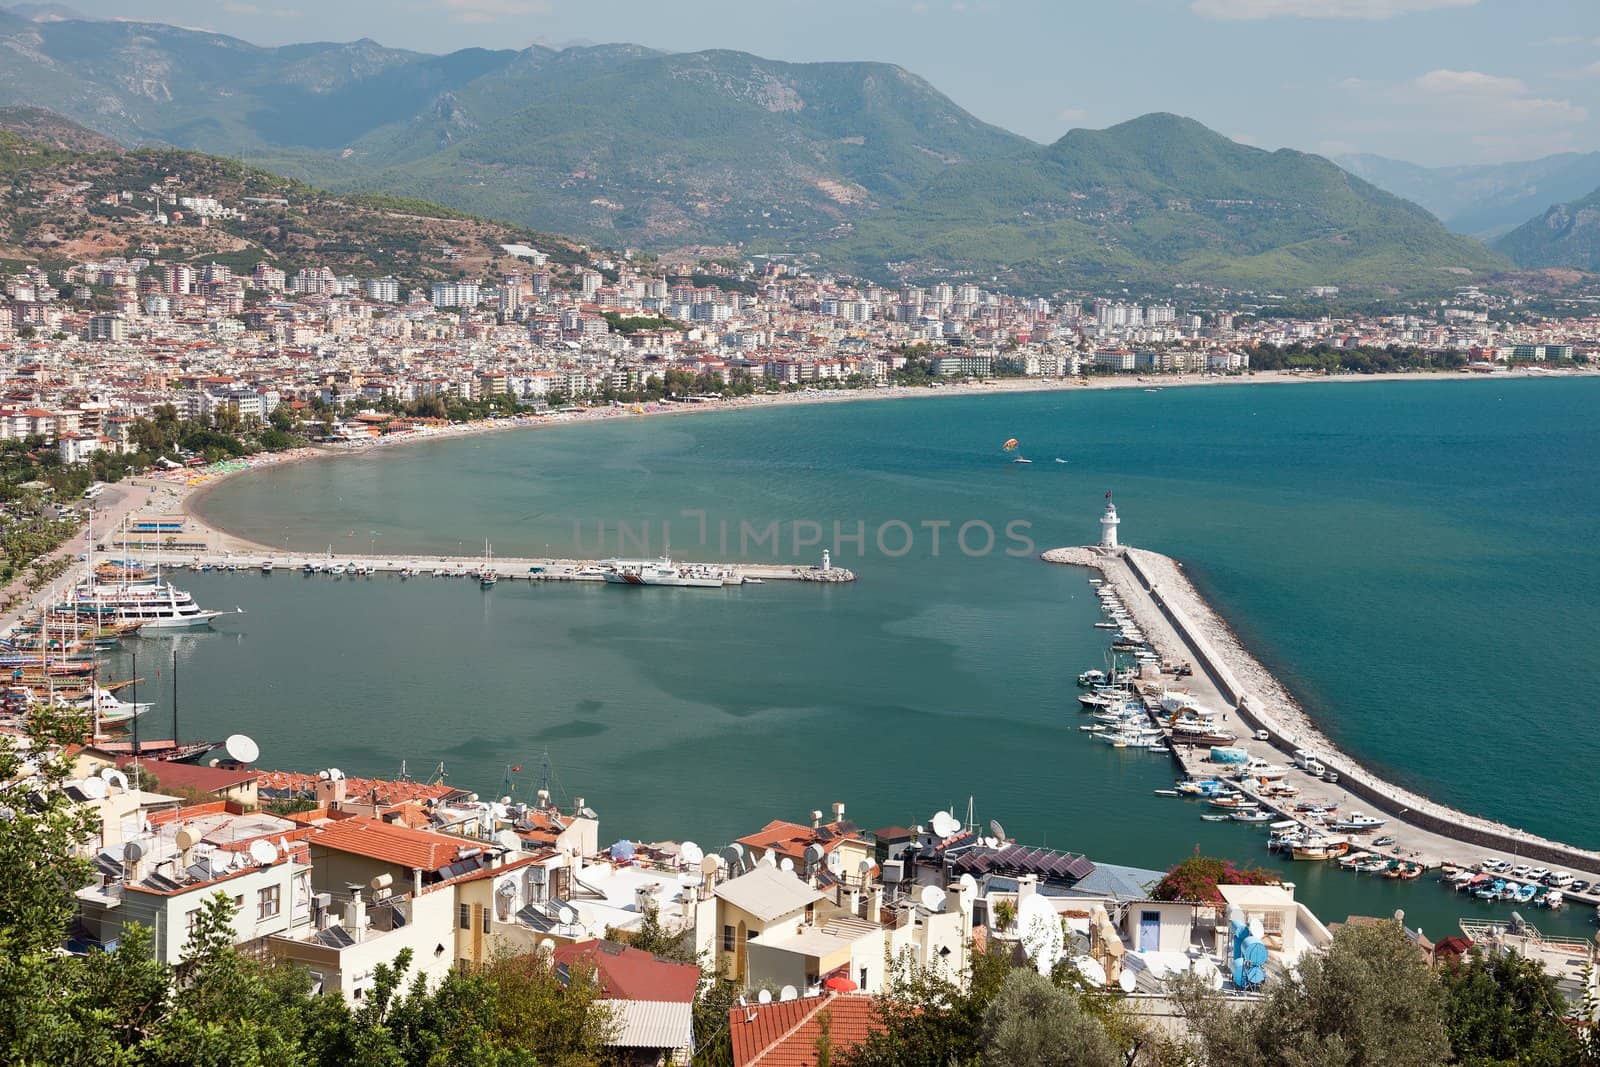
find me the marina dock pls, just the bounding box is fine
[122,549,856,585]
[1045,543,1600,903]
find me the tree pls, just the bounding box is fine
[1152,851,1278,904]
[0,704,96,958]
[1441,950,1585,1066]
[1176,919,1449,1067]
[980,968,1117,1067]
[841,944,1010,1067]
[606,901,697,964]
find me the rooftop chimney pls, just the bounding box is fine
[831,802,845,822]
[811,809,824,829]
[344,885,367,942]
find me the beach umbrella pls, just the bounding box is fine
[608,839,635,861]
[823,976,857,992]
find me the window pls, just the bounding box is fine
[257,884,281,921]
[481,907,490,934]
[459,903,471,931]
[185,908,201,937]
[723,924,735,953]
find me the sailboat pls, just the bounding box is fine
[479,539,498,588]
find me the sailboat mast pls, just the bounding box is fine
[171,648,179,744]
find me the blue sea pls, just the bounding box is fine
[150,377,1600,938]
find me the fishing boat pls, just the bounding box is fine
[1328,812,1386,833]
[1077,669,1107,686]
[1200,814,1229,823]
[1292,839,1350,861]
[260,561,274,573]
[1153,788,1180,798]
[1231,809,1273,823]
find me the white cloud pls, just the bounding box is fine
[1057,107,1088,123]
[1414,69,1526,95]
[1584,60,1600,78]
[1191,0,1476,19]
[1412,68,1587,126]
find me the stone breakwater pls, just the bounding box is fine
[1043,545,1600,876]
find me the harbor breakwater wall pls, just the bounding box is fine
[1050,545,1600,875]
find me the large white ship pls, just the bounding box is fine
[71,578,223,629]
[601,557,736,588]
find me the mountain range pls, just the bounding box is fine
[1339,151,1600,242]
[0,7,1550,291]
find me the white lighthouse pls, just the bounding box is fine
[1098,491,1121,552]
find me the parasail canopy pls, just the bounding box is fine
[1002,438,1020,451]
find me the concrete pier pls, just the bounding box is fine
[1046,544,1600,895]
[125,549,855,584]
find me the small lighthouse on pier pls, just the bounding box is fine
[1098,491,1121,552]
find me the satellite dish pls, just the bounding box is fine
[989,819,1006,842]
[760,850,777,868]
[681,841,704,867]
[1017,894,1063,975]
[1073,955,1107,986]
[919,885,945,912]
[496,829,521,852]
[958,873,978,900]
[1118,969,1138,993]
[248,839,278,866]
[699,855,720,878]
[497,879,517,898]
[558,906,576,927]
[721,845,744,871]
[804,843,825,866]
[80,776,108,800]
[857,858,872,874]
[122,840,145,863]
[175,827,201,850]
[757,990,772,1005]
[100,768,130,793]
[779,857,795,874]
[931,811,957,838]
[779,985,798,1002]
[223,734,260,764]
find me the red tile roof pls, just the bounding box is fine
[255,769,462,807]
[730,994,880,1067]
[310,815,479,872]
[116,757,255,793]
[552,940,700,1003]
[736,820,862,864]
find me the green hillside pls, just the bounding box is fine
[832,114,1507,290]
[1494,186,1600,271]
[0,12,1509,292]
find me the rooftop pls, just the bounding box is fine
[715,865,825,924]
[730,993,880,1067]
[552,939,700,1003]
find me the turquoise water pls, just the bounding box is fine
[151,378,1600,939]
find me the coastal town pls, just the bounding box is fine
[1,170,1597,472]
[3,75,1600,1067]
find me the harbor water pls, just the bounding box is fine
[144,377,1600,940]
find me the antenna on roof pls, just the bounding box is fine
[779,985,798,1002]
[919,885,945,912]
[757,990,772,1005]
[248,839,277,866]
[779,857,795,874]
[989,819,1007,842]
[931,811,958,839]
[680,841,704,868]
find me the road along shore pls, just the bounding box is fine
[1044,544,1600,887]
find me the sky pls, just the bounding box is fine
[50,0,1600,166]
